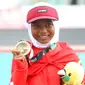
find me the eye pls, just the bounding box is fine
[32,25,37,28]
[68,73,71,76]
[32,24,39,29]
[45,23,53,28]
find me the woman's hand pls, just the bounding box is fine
[11,49,29,69]
[11,49,25,60]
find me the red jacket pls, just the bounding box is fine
[10,42,85,85]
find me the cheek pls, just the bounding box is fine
[50,28,55,37]
[31,30,38,38]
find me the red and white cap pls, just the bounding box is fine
[27,5,59,23]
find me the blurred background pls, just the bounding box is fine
[0,0,85,85]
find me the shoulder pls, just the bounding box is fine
[58,42,70,47]
[57,42,72,49]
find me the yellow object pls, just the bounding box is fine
[15,40,31,55]
[58,62,84,85]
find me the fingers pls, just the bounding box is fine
[12,50,20,55]
[11,49,25,60]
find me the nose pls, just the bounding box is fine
[40,26,47,33]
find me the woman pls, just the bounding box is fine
[10,2,85,85]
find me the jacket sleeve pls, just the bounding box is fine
[10,59,28,85]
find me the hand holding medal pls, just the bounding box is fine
[12,40,31,60]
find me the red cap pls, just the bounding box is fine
[27,6,59,23]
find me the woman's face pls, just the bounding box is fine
[31,19,55,44]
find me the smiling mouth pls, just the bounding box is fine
[39,35,49,40]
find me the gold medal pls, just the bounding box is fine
[15,40,31,55]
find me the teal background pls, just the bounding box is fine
[0,52,13,85]
[0,52,85,85]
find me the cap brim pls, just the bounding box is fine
[28,16,58,23]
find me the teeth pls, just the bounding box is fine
[41,36,47,37]
[40,36,48,38]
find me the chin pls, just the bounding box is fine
[39,41,49,44]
